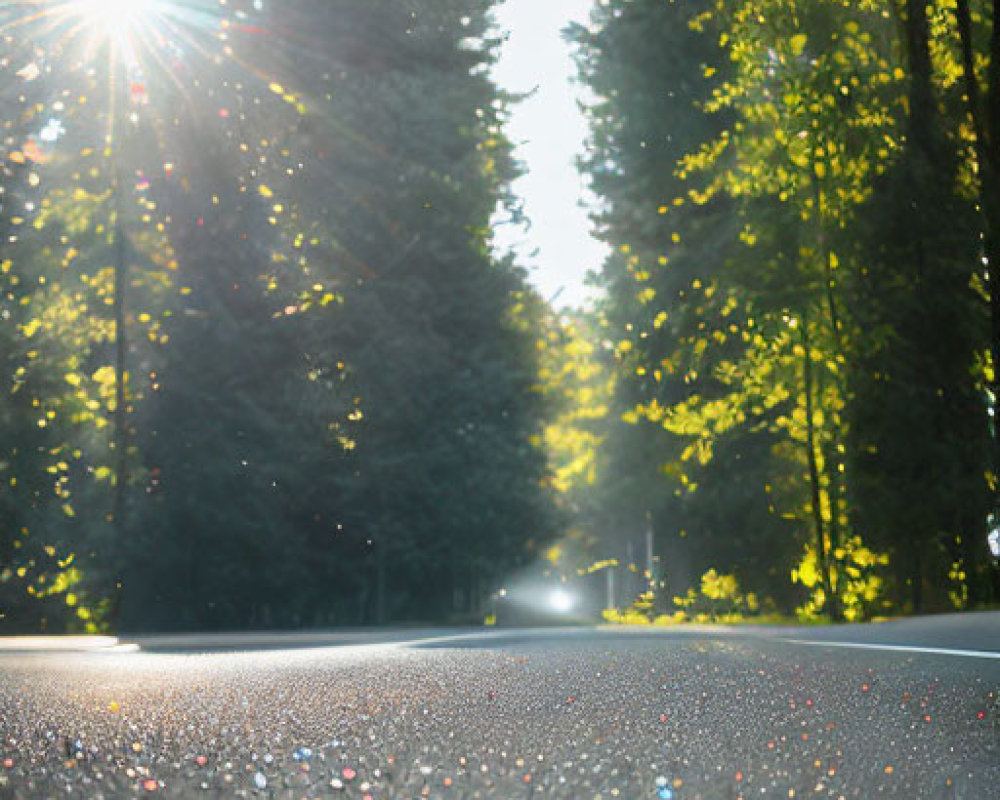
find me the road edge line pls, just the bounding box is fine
[781,638,1000,660]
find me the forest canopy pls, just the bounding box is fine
[1,0,998,632]
[1,0,555,631]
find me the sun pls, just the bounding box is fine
[70,0,156,40]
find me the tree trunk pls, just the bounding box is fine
[954,0,1000,602]
[112,170,128,536]
[811,181,853,568]
[956,0,1000,488]
[910,543,924,613]
[802,319,840,620]
[903,0,936,153]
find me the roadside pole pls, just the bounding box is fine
[645,512,656,610]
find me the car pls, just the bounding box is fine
[491,577,594,627]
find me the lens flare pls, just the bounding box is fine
[549,588,575,614]
[71,0,155,38]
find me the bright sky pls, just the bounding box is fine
[491,0,607,309]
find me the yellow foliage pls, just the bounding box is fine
[700,569,739,601]
[602,608,650,625]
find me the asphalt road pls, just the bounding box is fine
[0,616,998,799]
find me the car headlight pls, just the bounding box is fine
[548,588,575,613]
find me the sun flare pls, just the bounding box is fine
[70,0,155,38]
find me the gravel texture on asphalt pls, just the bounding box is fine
[0,630,997,799]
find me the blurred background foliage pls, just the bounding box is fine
[2,0,998,631]
[1,0,556,631]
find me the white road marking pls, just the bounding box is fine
[0,635,121,652]
[783,638,1000,660]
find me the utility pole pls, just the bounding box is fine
[645,510,656,603]
[375,482,389,624]
[376,537,386,625]
[625,539,634,602]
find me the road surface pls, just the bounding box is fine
[0,615,998,798]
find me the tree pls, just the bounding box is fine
[2,0,556,631]
[572,0,997,618]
